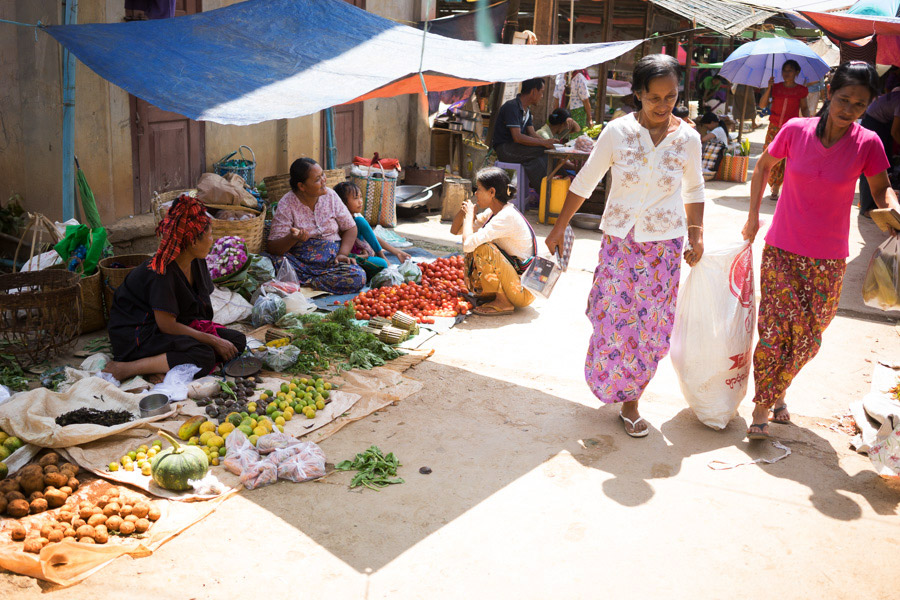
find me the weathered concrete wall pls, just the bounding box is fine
[0,0,429,223]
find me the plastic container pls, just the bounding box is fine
[539,177,571,225]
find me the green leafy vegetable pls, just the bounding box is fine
[0,354,31,391]
[335,445,404,490]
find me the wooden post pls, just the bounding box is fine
[684,30,694,107]
[737,85,748,145]
[533,0,558,126]
[595,0,614,122]
[485,0,522,148]
[641,3,653,59]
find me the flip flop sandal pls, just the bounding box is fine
[619,413,649,438]
[768,406,792,424]
[473,305,514,317]
[747,423,770,440]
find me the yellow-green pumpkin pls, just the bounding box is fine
[151,431,209,491]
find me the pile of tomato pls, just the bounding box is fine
[348,255,472,323]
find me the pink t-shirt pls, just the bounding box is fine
[269,188,355,242]
[766,117,889,260]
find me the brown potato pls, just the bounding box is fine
[91,506,103,515]
[102,502,120,517]
[8,522,26,540]
[40,523,54,538]
[38,453,59,467]
[147,506,161,521]
[78,537,95,544]
[93,525,108,544]
[23,538,47,553]
[28,491,44,502]
[6,491,25,503]
[59,463,79,476]
[72,518,86,530]
[29,498,48,514]
[75,525,95,539]
[0,495,6,515]
[119,504,133,518]
[106,488,119,498]
[44,489,68,509]
[67,477,79,491]
[131,503,150,519]
[118,521,135,535]
[78,507,93,520]
[87,514,107,527]
[62,536,76,543]
[47,529,64,543]
[63,527,76,538]
[0,479,20,494]
[58,510,74,523]
[124,514,138,524]
[17,464,42,479]
[43,465,59,475]
[134,518,150,533]
[59,486,73,495]
[19,472,45,496]
[7,499,29,518]
[43,473,68,489]
[105,515,123,532]
[95,496,109,509]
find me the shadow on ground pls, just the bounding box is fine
[237,360,899,573]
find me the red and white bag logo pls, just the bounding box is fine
[729,245,754,308]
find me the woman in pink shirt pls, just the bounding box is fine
[266,158,366,294]
[743,62,900,440]
[758,60,810,201]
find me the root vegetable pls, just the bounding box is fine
[8,522,26,540]
[118,521,135,535]
[40,524,54,538]
[105,516,123,531]
[0,480,20,494]
[6,491,26,503]
[59,486,73,495]
[29,498,48,514]
[44,489,68,509]
[119,504,133,518]
[72,518,86,529]
[23,538,47,553]
[134,518,150,533]
[67,478,79,491]
[59,463,78,476]
[0,496,6,515]
[63,536,76,543]
[78,537,95,544]
[38,453,59,467]
[43,465,59,474]
[63,527,76,538]
[19,472,44,496]
[132,503,150,519]
[17,464,42,479]
[124,515,138,524]
[44,472,68,488]
[87,514,107,527]
[147,506,161,521]
[106,488,119,498]
[58,510,74,523]
[102,502,120,517]
[47,530,63,543]
[28,492,44,502]
[7,499,30,518]
[75,525,95,539]
[79,507,93,520]
[94,525,108,544]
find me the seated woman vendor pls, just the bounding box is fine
[104,195,247,381]
[451,167,536,316]
[536,108,581,142]
[266,158,366,294]
[333,181,411,279]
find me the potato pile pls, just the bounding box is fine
[6,487,161,553]
[0,452,80,518]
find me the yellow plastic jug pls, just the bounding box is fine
[539,177,570,225]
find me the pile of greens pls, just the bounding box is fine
[335,445,404,490]
[279,306,403,373]
[0,354,30,392]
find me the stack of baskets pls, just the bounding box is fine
[150,189,265,253]
[0,270,82,366]
[263,168,346,205]
[99,254,152,322]
[49,265,105,334]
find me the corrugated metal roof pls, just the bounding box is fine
[650,0,774,36]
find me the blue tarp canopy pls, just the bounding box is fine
[44,0,641,125]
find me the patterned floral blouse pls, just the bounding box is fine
[269,188,356,243]
[569,113,705,242]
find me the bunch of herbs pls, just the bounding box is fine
[335,445,404,490]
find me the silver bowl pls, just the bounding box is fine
[395,185,433,209]
[571,212,603,230]
[139,393,170,418]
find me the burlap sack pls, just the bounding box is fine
[0,377,176,448]
[196,172,256,208]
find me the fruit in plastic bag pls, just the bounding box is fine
[263,345,300,372]
[252,291,287,327]
[255,432,299,454]
[370,264,404,288]
[670,242,756,430]
[223,429,260,476]
[397,259,422,283]
[276,443,326,482]
[862,236,900,311]
[240,456,278,490]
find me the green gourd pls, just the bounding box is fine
[151,431,209,491]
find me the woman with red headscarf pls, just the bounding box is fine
[104,194,247,381]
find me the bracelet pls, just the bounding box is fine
[688,225,703,231]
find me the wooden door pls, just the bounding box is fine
[129,0,204,214]
[321,0,365,167]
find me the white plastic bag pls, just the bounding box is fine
[251,291,287,327]
[211,287,253,325]
[862,235,900,311]
[670,242,756,430]
[283,291,315,314]
[263,259,303,295]
[263,345,300,372]
[150,364,202,401]
[370,263,404,288]
[275,442,326,482]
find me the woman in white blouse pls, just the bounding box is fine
[451,167,537,316]
[546,54,706,437]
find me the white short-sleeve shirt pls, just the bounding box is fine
[569,113,705,242]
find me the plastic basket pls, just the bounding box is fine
[213,145,256,187]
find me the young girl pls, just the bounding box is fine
[333,182,411,279]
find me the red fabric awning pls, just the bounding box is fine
[801,10,900,42]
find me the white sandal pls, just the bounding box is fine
[619,413,649,438]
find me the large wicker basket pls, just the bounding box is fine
[99,254,151,322]
[263,174,291,204]
[0,270,82,366]
[151,193,266,254]
[49,266,105,334]
[325,168,346,188]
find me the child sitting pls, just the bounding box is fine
[333,182,411,279]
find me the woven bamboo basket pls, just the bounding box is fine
[263,174,291,204]
[325,168,346,188]
[151,193,265,254]
[49,266,105,333]
[99,254,151,322]
[0,270,82,366]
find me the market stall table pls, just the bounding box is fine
[542,148,606,222]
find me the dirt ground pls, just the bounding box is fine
[3,126,900,598]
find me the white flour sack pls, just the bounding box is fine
[670,241,756,429]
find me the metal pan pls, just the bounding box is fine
[223,355,262,378]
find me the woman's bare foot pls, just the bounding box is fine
[103,354,169,382]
